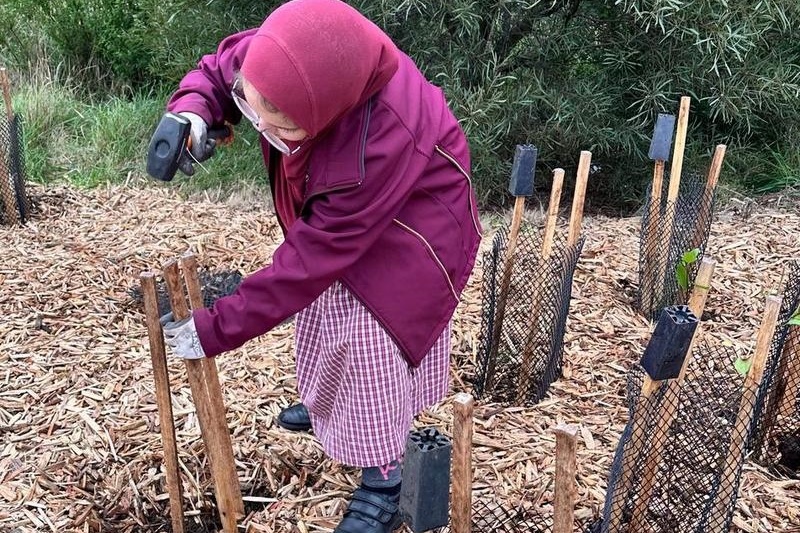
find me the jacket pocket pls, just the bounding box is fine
[392,219,459,302]
[434,144,481,236]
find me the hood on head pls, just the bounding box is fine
[241,0,400,137]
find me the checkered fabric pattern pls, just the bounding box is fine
[295,281,451,467]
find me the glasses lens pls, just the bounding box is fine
[231,78,294,155]
[260,129,291,155]
[232,92,260,124]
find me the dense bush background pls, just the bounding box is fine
[0,0,798,212]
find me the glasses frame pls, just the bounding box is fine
[231,77,303,156]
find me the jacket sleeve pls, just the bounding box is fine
[193,115,429,357]
[166,28,257,126]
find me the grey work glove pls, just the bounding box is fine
[160,312,206,359]
[177,112,217,176]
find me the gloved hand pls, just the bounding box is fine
[177,112,217,176]
[160,312,206,359]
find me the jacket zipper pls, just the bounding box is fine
[392,219,458,301]
[301,99,372,211]
[434,145,481,236]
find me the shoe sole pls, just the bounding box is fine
[276,418,312,432]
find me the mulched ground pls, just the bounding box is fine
[0,182,798,533]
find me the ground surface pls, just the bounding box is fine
[0,183,798,532]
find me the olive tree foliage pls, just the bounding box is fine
[1,0,798,207]
[354,0,800,207]
[0,0,274,93]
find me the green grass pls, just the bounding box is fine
[10,73,800,210]
[14,75,269,197]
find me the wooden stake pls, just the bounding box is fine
[515,169,564,402]
[628,258,715,531]
[484,196,527,389]
[452,393,474,533]
[0,68,12,121]
[0,68,29,220]
[608,257,712,531]
[552,424,578,533]
[162,260,241,532]
[0,69,18,224]
[689,144,726,250]
[654,96,691,304]
[707,296,782,528]
[140,272,185,533]
[641,160,665,314]
[180,253,245,520]
[776,326,800,418]
[567,151,591,247]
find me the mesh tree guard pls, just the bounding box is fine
[0,113,29,224]
[594,337,774,533]
[437,498,556,533]
[637,173,715,321]
[129,268,243,315]
[749,260,800,475]
[473,225,584,405]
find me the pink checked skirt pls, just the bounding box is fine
[294,281,451,467]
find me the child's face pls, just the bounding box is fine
[241,78,308,143]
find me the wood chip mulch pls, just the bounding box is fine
[0,182,798,533]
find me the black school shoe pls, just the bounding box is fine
[334,488,403,533]
[276,403,313,431]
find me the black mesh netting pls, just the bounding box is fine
[637,173,715,321]
[128,268,244,315]
[0,112,29,224]
[473,224,584,405]
[436,498,555,533]
[749,260,800,475]
[591,340,762,533]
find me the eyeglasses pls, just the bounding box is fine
[231,77,302,156]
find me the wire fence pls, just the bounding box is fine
[473,225,583,405]
[637,173,715,321]
[0,112,29,224]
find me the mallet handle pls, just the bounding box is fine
[140,272,185,533]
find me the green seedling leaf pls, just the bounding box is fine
[676,262,689,291]
[734,357,752,376]
[682,248,701,264]
[789,313,800,326]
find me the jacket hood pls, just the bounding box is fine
[241,0,400,137]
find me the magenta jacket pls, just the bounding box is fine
[167,30,482,366]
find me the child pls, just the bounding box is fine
[158,1,481,531]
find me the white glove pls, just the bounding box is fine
[160,312,206,359]
[177,112,216,176]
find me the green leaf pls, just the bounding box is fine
[734,357,752,375]
[789,312,800,326]
[681,248,701,264]
[675,262,689,290]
